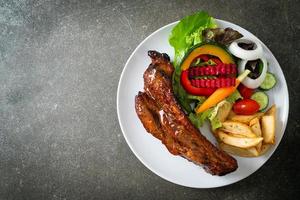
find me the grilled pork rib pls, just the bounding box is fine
[135,51,237,175]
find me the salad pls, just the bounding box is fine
[169,11,277,157]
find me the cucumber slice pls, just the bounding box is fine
[251,91,269,110]
[259,72,276,90]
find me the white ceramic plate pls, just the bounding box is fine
[117,19,289,188]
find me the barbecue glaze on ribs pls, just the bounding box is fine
[135,51,238,175]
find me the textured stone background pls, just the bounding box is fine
[0,0,299,199]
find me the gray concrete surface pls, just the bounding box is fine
[0,0,299,199]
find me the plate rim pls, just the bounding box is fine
[116,19,289,188]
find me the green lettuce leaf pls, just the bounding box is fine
[169,11,217,66]
[188,108,213,129]
[207,90,242,130]
[188,113,202,129]
[210,116,222,130]
[208,101,227,121]
[207,100,228,130]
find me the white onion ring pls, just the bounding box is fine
[229,38,263,60]
[238,57,268,89]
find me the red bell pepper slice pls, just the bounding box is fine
[180,70,216,96]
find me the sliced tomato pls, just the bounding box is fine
[238,84,254,99]
[233,99,260,115]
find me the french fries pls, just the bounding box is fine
[221,121,256,138]
[261,116,275,144]
[219,143,259,157]
[214,105,276,157]
[249,118,262,136]
[228,112,264,124]
[261,105,276,144]
[220,143,271,157]
[249,118,262,151]
[218,131,263,148]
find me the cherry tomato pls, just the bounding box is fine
[238,84,254,99]
[233,99,260,115]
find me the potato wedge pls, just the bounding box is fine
[221,121,256,138]
[249,118,262,136]
[219,143,259,157]
[249,117,262,152]
[261,105,276,144]
[228,112,264,124]
[218,131,263,148]
[261,115,275,144]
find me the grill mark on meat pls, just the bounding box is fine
[135,51,238,175]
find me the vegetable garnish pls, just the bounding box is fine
[179,43,238,96]
[180,70,216,96]
[180,43,235,70]
[167,11,277,157]
[228,38,263,60]
[202,28,243,45]
[238,57,268,89]
[251,91,269,111]
[259,72,276,90]
[196,70,250,113]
